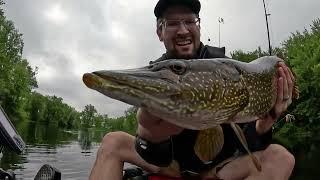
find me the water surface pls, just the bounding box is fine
[0,122,104,180]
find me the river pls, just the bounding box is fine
[1,142,99,179]
[0,122,108,180]
[0,121,319,179]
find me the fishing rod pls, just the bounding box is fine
[262,0,272,55]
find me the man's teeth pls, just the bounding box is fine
[176,40,192,46]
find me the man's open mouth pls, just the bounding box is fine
[176,39,192,46]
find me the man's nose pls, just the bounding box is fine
[176,22,189,34]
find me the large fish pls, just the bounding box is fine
[83,56,299,173]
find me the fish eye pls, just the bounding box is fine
[169,61,187,75]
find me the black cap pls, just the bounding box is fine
[154,0,201,19]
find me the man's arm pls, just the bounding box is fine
[135,109,183,166]
[137,109,183,143]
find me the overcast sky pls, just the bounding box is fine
[3,0,319,117]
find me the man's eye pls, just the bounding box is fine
[185,20,196,25]
[166,21,180,26]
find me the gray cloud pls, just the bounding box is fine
[3,0,320,117]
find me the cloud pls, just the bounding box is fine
[3,0,320,117]
[44,3,68,25]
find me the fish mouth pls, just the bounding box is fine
[82,70,181,107]
[83,72,139,92]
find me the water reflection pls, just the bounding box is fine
[78,129,92,152]
[20,121,77,146]
[77,128,104,155]
[0,121,108,179]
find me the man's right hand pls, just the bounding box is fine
[137,108,184,143]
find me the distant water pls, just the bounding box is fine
[1,141,99,180]
[0,124,134,180]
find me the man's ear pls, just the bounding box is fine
[157,28,164,42]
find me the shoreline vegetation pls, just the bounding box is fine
[1,1,319,179]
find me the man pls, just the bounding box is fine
[89,0,295,179]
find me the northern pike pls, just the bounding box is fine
[83,56,299,173]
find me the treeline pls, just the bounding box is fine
[0,1,79,129]
[0,0,37,120]
[26,92,80,128]
[0,1,139,131]
[80,105,137,135]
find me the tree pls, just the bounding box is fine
[283,18,320,126]
[0,1,81,130]
[0,1,37,119]
[26,92,47,122]
[231,47,267,62]
[80,104,97,128]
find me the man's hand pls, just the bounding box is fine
[137,108,184,143]
[256,62,295,135]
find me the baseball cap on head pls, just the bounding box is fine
[154,0,201,19]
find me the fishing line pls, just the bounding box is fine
[201,22,212,44]
[200,0,214,45]
[269,15,275,51]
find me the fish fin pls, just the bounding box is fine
[230,122,262,171]
[194,126,224,162]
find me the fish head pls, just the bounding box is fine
[83,59,247,129]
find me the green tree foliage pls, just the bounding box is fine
[78,105,138,134]
[231,46,285,62]
[231,46,269,62]
[283,18,320,125]
[123,106,138,134]
[24,92,81,129]
[80,104,97,128]
[0,1,37,119]
[280,20,320,179]
[93,106,138,135]
[94,114,104,129]
[26,92,47,122]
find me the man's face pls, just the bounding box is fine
[157,6,201,59]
